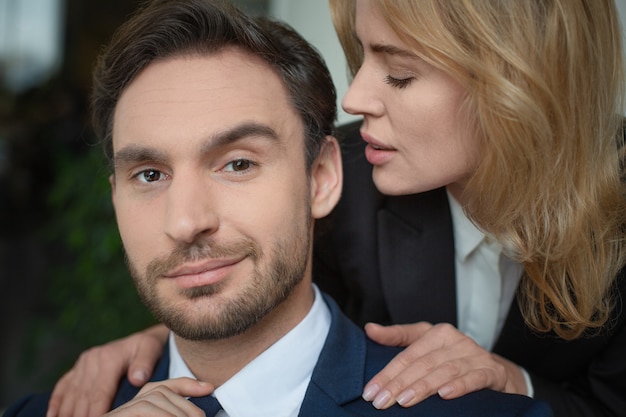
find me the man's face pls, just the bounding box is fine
[110,49,315,341]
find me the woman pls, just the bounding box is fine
[47,1,626,416]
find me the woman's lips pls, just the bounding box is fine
[361,131,396,165]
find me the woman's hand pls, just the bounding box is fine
[363,322,527,409]
[47,324,169,417]
[104,378,214,417]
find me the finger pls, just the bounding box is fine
[83,380,123,417]
[126,325,169,386]
[368,349,447,409]
[362,346,433,408]
[57,349,111,417]
[138,378,215,398]
[48,327,169,417]
[364,322,433,347]
[436,371,499,400]
[490,353,528,395]
[127,368,150,387]
[81,345,131,417]
[363,323,449,406]
[57,381,88,417]
[404,354,508,404]
[393,358,494,406]
[51,344,131,417]
[109,386,205,417]
[48,369,74,417]
[109,380,214,417]
[385,341,507,408]
[107,399,191,417]
[365,323,484,409]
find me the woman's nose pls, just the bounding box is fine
[341,64,384,117]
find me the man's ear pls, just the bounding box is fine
[310,135,343,219]
[109,174,116,208]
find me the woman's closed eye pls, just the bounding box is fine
[384,75,414,89]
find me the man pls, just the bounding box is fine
[4,1,552,416]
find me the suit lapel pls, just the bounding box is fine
[378,188,457,325]
[298,295,367,416]
[112,343,171,409]
[112,300,365,416]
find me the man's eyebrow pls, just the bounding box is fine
[203,122,280,152]
[113,146,167,169]
[113,122,281,168]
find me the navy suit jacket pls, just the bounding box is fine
[314,121,626,417]
[5,294,551,417]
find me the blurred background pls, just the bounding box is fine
[0,0,625,412]
[0,0,352,410]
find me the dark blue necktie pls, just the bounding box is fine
[189,395,223,416]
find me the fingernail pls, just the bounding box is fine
[132,370,148,382]
[372,390,392,409]
[397,389,416,406]
[362,383,380,401]
[438,385,454,398]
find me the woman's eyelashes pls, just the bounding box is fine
[384,74,414,89]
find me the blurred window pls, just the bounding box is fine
[0,0,65,93]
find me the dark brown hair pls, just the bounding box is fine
[92,0,336,169]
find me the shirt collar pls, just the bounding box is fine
[169,284,331,417]
[447,190,487,262]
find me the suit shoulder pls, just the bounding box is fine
[351,390,554,417]
[362,339,403,381]
[341,390,552,416]
[3,392,51,417]
[355,339,552,417]
[459,390,553,416]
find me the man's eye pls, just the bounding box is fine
[137,169,164,183]
[224,159,253,172]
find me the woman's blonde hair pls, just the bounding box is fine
[330,0,626,339]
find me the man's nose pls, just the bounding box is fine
[163,174,219,244]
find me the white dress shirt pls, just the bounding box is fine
[169,284,331,417]
[447,191,533,396]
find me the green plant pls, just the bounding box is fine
[26,144,156,384]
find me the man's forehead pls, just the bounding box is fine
[111,49,303,148]
[117,49,287,106]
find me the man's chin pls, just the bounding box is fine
[169,318,254,342]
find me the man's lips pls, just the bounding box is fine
[164,257,244,277]
[163,256,246,288]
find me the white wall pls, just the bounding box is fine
[270,0,357,125]
[272,0,626,125]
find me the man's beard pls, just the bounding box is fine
[127,216,311,341]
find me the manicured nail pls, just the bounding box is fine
[438,385,454,398]
[397,389,416,406]
[362,383,380,401]
[132,370,148,382]
[372,390,392,409]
